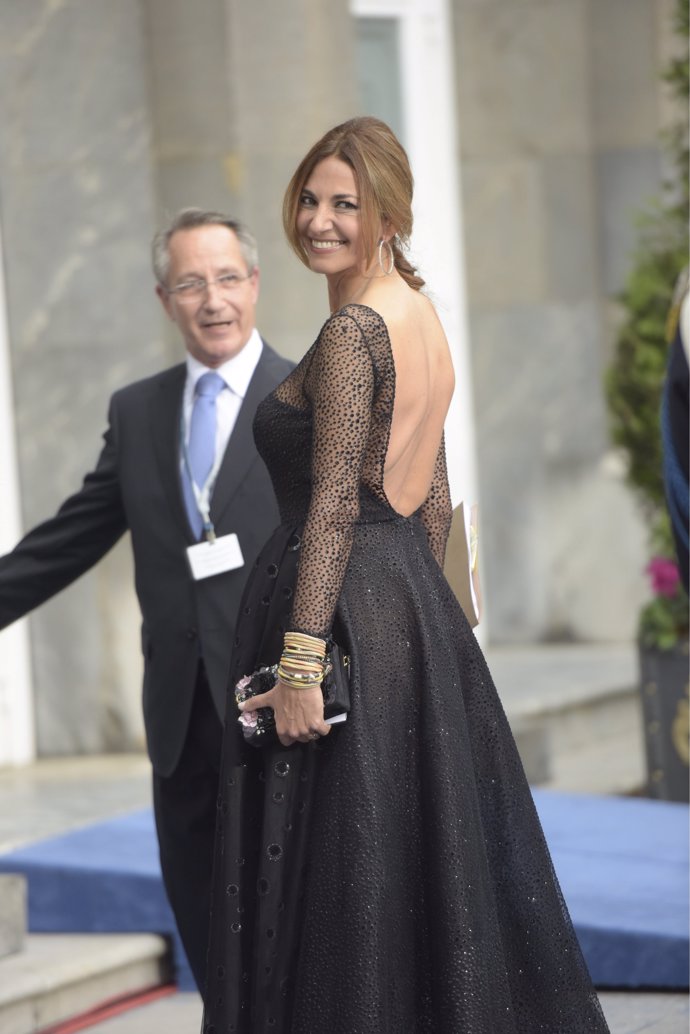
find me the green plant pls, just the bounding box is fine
[605,0,689,651]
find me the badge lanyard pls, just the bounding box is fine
[180,416,224,543]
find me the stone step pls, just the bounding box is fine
[0,933,171,1034]
[61,990,203,1034]
[0,874,26,959]
[487,644,644,793]
[536,681,644,794]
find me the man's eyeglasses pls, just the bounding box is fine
[167,272,254,302]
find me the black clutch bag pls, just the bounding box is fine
[235,643,351,747]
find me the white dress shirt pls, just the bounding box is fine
[181,329,263,487]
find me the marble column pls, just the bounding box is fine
[0,0,163,755]
[0,222,34,765]
[142,0,358,359]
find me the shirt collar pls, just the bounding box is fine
[185,328,263,398]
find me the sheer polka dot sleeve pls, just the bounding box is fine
[420,433,453,569]
[289,313,375,638]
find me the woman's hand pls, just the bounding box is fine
[238,680,332,746]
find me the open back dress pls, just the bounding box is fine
[202,303,610,1034]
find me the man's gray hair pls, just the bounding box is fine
[151,208,259,286]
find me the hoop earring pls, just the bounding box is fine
[378,238,394,276]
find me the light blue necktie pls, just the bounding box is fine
[182,371,225,539]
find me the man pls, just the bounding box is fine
[0,209,293,990]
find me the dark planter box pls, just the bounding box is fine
[638,642,689,802]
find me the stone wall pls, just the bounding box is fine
[452,0,677,641]
[0,0,682,755]
[143,0,357,355]
[0,0,355,756]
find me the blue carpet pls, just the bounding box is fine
[535,790,688,988]
[0,809,194,989]
[0,791,687,990]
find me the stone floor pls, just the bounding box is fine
[0,753,152,854]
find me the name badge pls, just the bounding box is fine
[186,534,245,581]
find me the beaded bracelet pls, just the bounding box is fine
[283,631,327,656]
[276,666,324,690]
[278,630,329,691]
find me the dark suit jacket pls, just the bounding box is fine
[0,341,293,776]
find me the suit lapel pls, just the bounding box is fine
[149,365,196,542]
[210,347,276,527]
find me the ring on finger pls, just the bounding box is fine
[309,731,320,739]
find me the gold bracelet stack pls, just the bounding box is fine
[277,631,328,690]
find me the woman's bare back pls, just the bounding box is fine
[359,280,455,517]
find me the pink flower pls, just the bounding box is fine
[646,557,681,598]
[238,710,258,729]
[236,675,252,691]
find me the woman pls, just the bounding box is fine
[202,117,609,1033]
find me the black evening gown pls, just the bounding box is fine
[202,304,609,1033]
